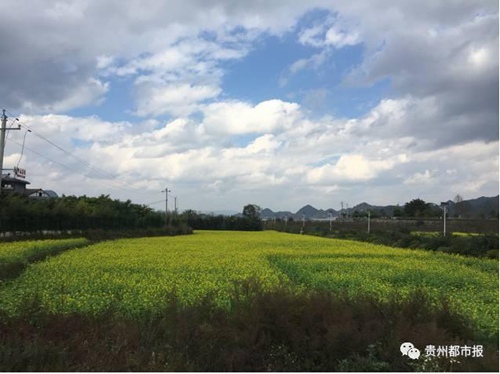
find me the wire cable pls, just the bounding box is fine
[4,109,119,181]
[2,108,170,202]
[3,108,156,196]
[16,129,31,168]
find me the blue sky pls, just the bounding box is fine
[1,1,498,212]
[68,19,385,123]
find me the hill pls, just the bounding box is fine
[261,195,498,220]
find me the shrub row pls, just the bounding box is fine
[0,282,497,371]
[277,226,499,259]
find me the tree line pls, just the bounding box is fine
[0,194,165,232]
[0,194,263,233]
[179,204,262,231]
[350,198,498,220]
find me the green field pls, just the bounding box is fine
[0,237,90,280]
[0,238,89,264]
[0,231,497,341]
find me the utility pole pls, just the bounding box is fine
[367,210,371,234]
[0,111,7,196]
[162,187,171,227]
[443,206,447,236]
[440,202,448,236]
[0,110,20,196]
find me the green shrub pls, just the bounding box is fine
[0,284,497,372]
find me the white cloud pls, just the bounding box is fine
[403,170,433,185]
[19,78,109,114]
[6,92,498,211]
[246,134,282,154]
[134,83,222,117]
[307,154,404,184]
[298,14,360,48]
[324,26,360,48]
[202,99,301,135]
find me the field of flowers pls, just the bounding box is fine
[0,238,90,263]
[0,231,497,340]
[0,237,90,280]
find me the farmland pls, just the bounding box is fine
[0,230,498,371]
[0,237,90,280]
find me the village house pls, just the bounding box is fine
[1,173,58,198]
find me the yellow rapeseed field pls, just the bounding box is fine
[0,238,90,264]
[0,231,497,339]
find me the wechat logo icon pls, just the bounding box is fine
[400,342,420,360]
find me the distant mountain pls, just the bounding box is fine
[260,195,498,220]
[352,202,372,211]
[202,210,239,216]
[466,195,499,210]
[261,205,337,220]
[277,211,295,218]
[260,208,274,218]
[296,204,318,218]
[444,195,499,219]
[261,209,294,219]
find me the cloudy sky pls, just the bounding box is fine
[1,0,498,213]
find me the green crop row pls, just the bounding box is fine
[0,238,90,280]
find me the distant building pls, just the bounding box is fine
[1,174,58,198]
[25,188,59,199]
[1,174,30,194]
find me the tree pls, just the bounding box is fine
[241,204,262,231]
[404,198,432,218]
[454,194,470,219]
[393,206,403,218]
[242,204,260,219]
[0,193,167,232]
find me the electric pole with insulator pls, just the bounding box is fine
[440,202,448,236]
[162,187,171,227]
[367,210,371,234]
[0,110,21,196]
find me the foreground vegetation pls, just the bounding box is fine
[0,238,90,281]
[269,221,499,259]
[1,283,497,372]
[0,231,497,371]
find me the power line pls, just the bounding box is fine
[2,108,179,207]
[16,129,31,168]
[8,137,168,199]
[2,108,156,196]
[8,137,97,175]
[4,109,121,182]
[9,137,139,195]
[144,199,165,206]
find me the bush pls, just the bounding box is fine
[0,283,497,371]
